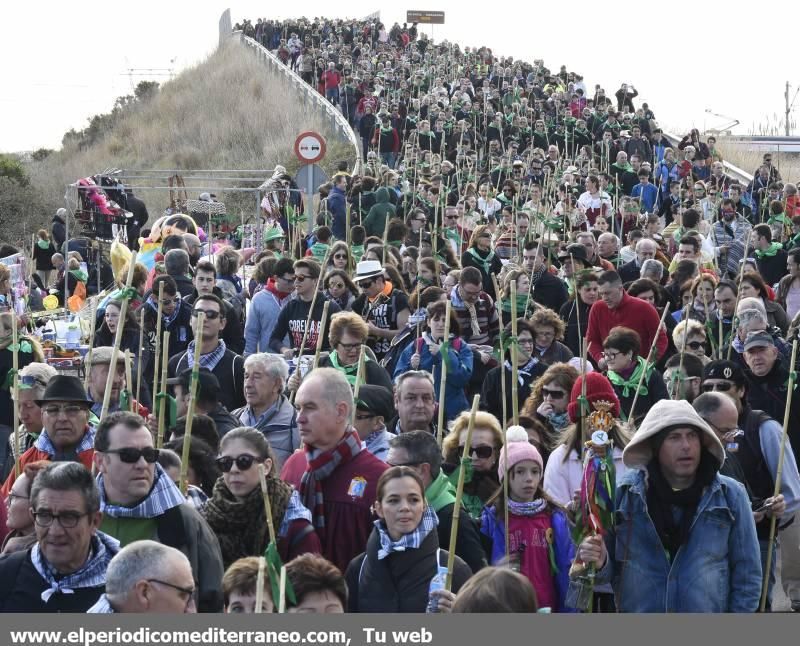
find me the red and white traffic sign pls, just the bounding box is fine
[294,131,327,164]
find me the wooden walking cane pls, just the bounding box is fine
[435,300,453,448]
[510,280,520,427]
[83,298,99,390]
[124,351,133,413]
[10,312,21,478]
[726,229,754,361]
[179,318,204,496]
[257,463,280,613]
[255,557,267,615]
[279,566,288,614]
[152,282,165,407]
[627,304,670,426]
[312,301,330,371]
[759,338,799,612]
[100,254,138,420]
[135,309,145,414]
[445,394,481,592]
[673,303,692,400]
[492,274,510,559]
[156,331,171,449]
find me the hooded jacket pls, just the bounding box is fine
[362,187,397,238]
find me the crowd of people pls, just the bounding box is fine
[0,14,799,616]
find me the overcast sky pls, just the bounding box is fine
[2,1,796,153]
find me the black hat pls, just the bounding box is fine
[166,368,221,402]
[36,375,92,406]
[355,385,395,422]
[702,360,746,387]
[558,243,589,263]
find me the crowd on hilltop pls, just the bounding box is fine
[0,15,799,618]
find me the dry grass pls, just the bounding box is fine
[713,140,800,185]
[24,41,354,231]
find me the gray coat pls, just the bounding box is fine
[232,395,300,468]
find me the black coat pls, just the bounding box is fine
[51,215,66,250]
[559,298,591,358]
[530,271,568,313]
[746,362,800,464]
[461,248,503,300]
[757,249,788,289]
[435,501,487,574]
[168,346,246,413]
[185,288,245,355]
[618,258,641,285]
[480,362,546,424]
[345,527,471,613]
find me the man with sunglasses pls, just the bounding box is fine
[186,260,245,355]
[0,462,119,612]
[352,260,409,362]
[88,540,196,613]
[168,294,245,412]
[1,376,95,497]
[93,411,224,612]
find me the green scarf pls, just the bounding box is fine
[426,472,457,513]
[328,350,368,386]
[501,294,531,316]
[37,239,50,250]
[755,241,783,259]
[607,355,651,398]
[467,247,496,275]
[309,242,330,263]
[69,269,88,283]
[351,244,365,263]
[768,213,791,227]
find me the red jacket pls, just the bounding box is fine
[585,291,668,365]
[321,70,341,91]
[1,445,95,498]
[280,445,388,573]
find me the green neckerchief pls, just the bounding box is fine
[37,239,50,250]
[467,247,496,274]
[607,355,652,398]
[501,294,531,316]
[351,244,365,263]
[755,241,783,259]
[446,460,484,520]
[426,471,457,513]
[328,350,368,386]
[768,213,791,227]
[309,241,330,263]
[69,269,88,283]
[443,226,460,244]
[787,233,800,250]
[380,125,394,134]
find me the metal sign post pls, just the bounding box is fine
[294,131,327,234]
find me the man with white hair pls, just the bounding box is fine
[231,353,299,468]
[281,368,388,572]
[597,232,621,266]
[88,540,196,613]
[619,238,658,284]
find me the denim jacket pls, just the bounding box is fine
[597,468,762,612]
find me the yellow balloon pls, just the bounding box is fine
[43,295,59,310]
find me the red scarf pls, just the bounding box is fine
[299,429,362,540]
[265,277,291,301]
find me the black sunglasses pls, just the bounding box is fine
[542,387,566,400]
[359,279,375,289]
[686,341,705,350]
[215,454,259,473]
[105,447,160,464]
[191,309,221,320]
[458,445,494,460]
[701,382,734,393]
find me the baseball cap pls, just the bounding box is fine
[743,331,775,352]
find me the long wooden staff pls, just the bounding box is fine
[152,282,165,405]
[673,303,691,399]
[258,463,278,545]
[758,338,799,612]
[135,309,145,415]
[124,351,133,413]
[435,300,452,447]
[312,301,331,370]
[491,274,510,559]
[292,250,332,381]
[255,557,267,615]
[155,331,171,448]
[510,281,520,427]
[11,312,21,478]
[726,229,754,361]
[179,317,203,495]
[627,304,669,426]
[83,298,99,390]
[100,254,138,419]
[445,394,480,591]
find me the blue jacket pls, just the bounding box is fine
[631,182,658,213]
[244,288,289,355]
[598,468,762,612]
[327,185,348,240]
[394,334,473,421]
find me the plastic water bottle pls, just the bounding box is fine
[426,565,448,613]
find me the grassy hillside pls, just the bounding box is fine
[14,41,351,243]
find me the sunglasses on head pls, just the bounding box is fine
[105,447,160,464]
[458,445,494,460]
[215,454,260,473]
[701,382,734,393]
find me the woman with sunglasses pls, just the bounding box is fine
[672,319,711,366]
[2,460,49,555]
[603,326,669,425]
[323,270,358,312]
[344,466,470,613]
[325,242,352,274]
[441,411,504,520]
[203,427,320,569]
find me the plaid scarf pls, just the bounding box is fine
[35,426,95,457]
[299,429,363,536]
[451,286,482,336]
[375,505,438,560]
[98,464,186,519]
[32,531,119,602]
[185,339,227,371]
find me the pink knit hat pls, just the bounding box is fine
[497,426,543,481]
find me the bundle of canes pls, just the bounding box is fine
[100,254,138,420]
[626,304,670,428]
[179,316,204,496]
[435,300,453,448]
[758,338,799,612]
[445,395,480,592]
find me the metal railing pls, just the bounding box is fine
[224,24,361,174]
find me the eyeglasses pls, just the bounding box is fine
[542,388,566,400]
[602,350,621,361]
[338,341,362,351]
[104,447,160,464]
[701,382,735,393]
[458,445,494,460]
[146,579,196,610]
[42,405,87,417]
[191,309,221,320]
[278,275,295,282]
[33,510,89,528]
[686,341,705,350]
[328,282,346,289]
[334,254,348,260]
[7,492,29,503]
[294,275,313,283]
[215,454,260,473]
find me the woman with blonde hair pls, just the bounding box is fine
[442,410,504,519]
[672,318,710,365]
[461,224,503,299]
